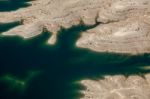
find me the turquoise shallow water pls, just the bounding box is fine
[0,24,150,99]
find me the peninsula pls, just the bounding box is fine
[0,0,150,99]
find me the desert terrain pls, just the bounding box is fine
[0,0,150,99]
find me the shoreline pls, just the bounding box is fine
[0,0,150,99]
[0,0,150,54]
[80,74,150,99]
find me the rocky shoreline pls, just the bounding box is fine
[1,0,150,99]
[0,0,150,54]
[81,74,150,99]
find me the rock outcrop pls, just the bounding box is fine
[81,74,150,99]
[76,0,150,54]
[0,0,102,44]
[1,0,150,54]
[1,1,150,99]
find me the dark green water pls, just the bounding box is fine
[0,0,32,12]
[0,1,150,99]
[0,24,150,99]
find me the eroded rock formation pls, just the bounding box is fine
[81,74,150,99]
[76,0,150,54]
[0,0,102,44]
[1,0,150,99]
[0,0,150,54]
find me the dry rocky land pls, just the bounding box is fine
[1,0,150,99]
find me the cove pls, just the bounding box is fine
[0,24,150,99]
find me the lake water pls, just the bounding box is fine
[0,0,31,12]
[0,24,150,99]
[0,1,150,98]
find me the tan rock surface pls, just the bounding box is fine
[0,0,102,44]
[76,0,150,54]
[1,1,150,99]
[81,74,150,99]
[1,0,150,54]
